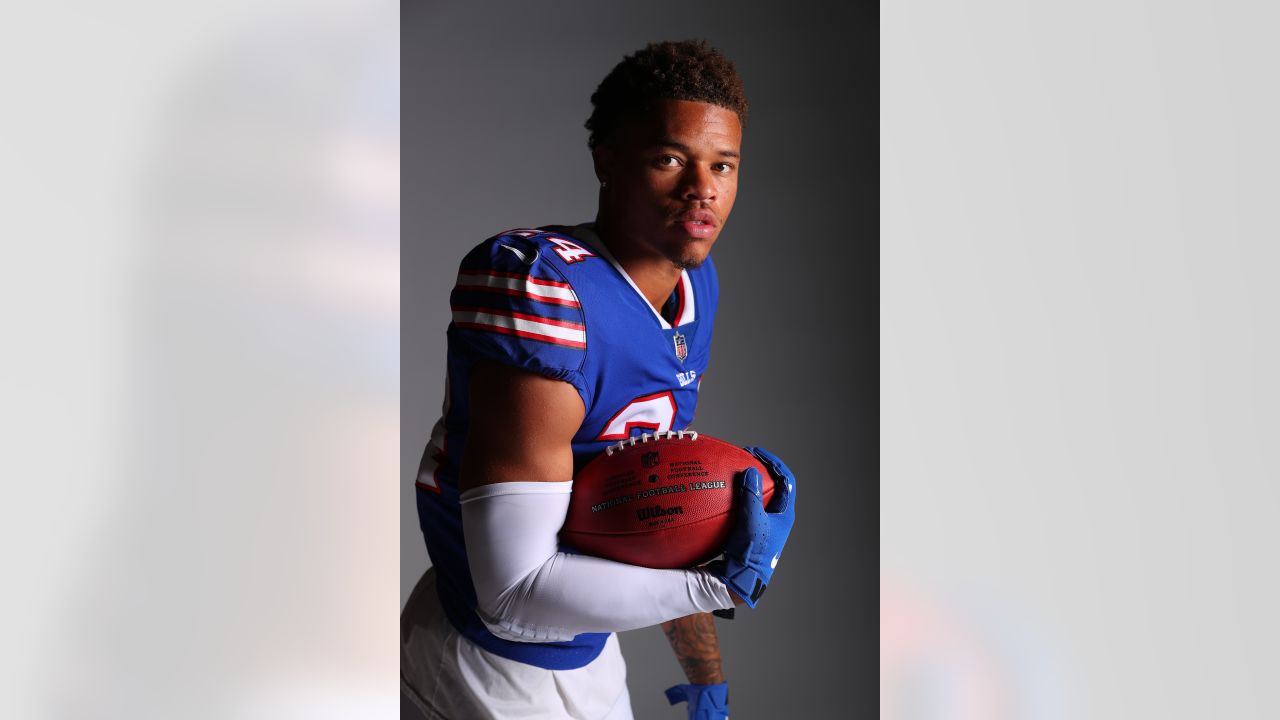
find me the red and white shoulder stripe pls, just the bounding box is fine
[454,269,581,308]
[451,306,586,349]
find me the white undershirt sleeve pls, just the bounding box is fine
[460,480,735,643]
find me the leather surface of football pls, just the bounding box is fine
[562,431,775,569]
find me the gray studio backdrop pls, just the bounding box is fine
[402,3,875,718]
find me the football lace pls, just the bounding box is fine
[604,430,698,456]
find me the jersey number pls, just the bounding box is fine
[596,391,677,440]
[547,237,594,264]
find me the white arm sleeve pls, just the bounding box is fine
[460,480,735,643]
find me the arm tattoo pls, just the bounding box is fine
[661,612,724,685]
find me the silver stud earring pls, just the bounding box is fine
[601,180,608,189]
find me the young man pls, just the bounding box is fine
[402,40,797,719]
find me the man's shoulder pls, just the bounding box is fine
[454,225,613,294]
[459,226,601,272]
[449,227,595,360]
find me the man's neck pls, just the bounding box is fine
[592,216,682,315]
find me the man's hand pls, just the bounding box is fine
[665,682,730,720]
[709,446,797,608]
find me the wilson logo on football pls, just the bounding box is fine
[636,504,684,521]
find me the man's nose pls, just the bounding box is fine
[680,165,716,202]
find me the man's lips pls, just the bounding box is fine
[673,209,719,238]
[673,209,719,228]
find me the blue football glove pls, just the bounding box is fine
[665,682,729,720]
[709,446,796,608]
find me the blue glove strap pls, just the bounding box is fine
[665,682,730,720]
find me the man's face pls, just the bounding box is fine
[594,99,742,269]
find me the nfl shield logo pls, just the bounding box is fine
[672,332,688,363]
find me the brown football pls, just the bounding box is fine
[561,431,774,569]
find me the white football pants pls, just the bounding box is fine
[401,567,634,720]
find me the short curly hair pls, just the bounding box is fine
[585,40,748,149]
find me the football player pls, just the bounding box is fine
[402,40,798,720]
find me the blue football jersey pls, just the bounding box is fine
[414,222,718,670]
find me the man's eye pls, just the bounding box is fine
[713,163,735,173]
[657,156,681,167]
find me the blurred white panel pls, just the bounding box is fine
[0,2,398,717]
[883,1,1280,717]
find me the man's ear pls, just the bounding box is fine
[591,144,614,185]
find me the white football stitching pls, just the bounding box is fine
[603,430,698,456]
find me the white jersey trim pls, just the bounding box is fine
[456,270,582,308]
[675,271,697,326]
[452,308,587,348]
[569,226,695,329]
